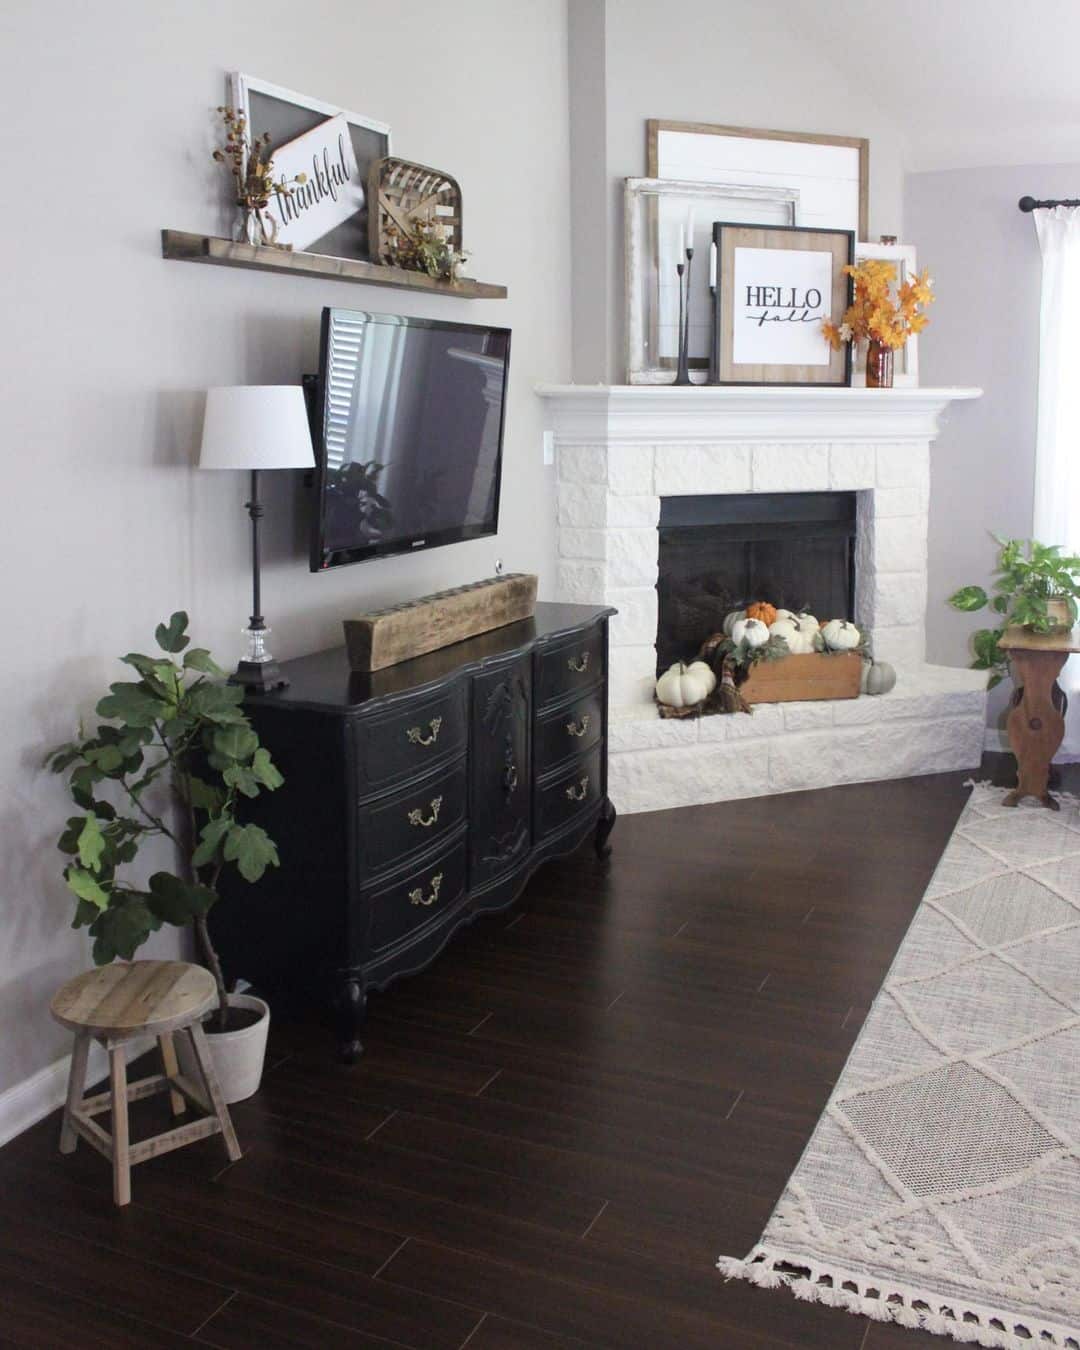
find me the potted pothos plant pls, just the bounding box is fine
[45,612,282,1101]
[948,536,1080,688]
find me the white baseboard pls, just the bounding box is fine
[0,1036,153,1149]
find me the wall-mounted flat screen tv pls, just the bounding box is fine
[310,307,511,570]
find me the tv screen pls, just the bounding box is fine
[310,307,511,570]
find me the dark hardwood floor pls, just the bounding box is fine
[2,769,988,1349]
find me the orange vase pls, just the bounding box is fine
[866,339,894,389]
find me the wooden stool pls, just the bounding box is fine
[50,960,242,1206]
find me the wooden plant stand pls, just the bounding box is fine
[998,626,1080,810]
[51,961,241,1206]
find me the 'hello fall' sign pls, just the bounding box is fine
[731,246,833,367]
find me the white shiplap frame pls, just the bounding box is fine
[648,121,868,238]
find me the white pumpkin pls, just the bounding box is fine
[768,618,800,647]
[821,619,861,651]
[773,608,796,622]
[685,660,717,696]
[771,618,817,655]
[786,621,816,654]
[797,612,820,634]
[731,617,770,649]
[655,661,713,708]
[722,608,746,638]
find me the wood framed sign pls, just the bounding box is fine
[713,223,854,386]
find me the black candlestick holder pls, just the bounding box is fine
[673,247,694,385]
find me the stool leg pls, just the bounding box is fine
[187,1023,242,1163]
[59,1030,91,1154]
[109,1045,131,1207]
[157,1033,185,1116]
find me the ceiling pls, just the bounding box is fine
[789,0,1080,172]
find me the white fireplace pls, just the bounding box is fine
[537,385,988,814]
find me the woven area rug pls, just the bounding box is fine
[718,782,1080,1348]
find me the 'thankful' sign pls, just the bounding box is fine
[269,113,363,251]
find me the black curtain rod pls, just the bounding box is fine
[1019,195,1080,212]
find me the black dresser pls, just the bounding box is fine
[210,602,616,1060]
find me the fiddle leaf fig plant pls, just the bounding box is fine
[45,612,282,1029]
[947,536,1080,688]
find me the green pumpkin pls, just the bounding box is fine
[861,660,897,696]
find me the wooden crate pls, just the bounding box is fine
[343,573,538,672]
[740,651,862,704]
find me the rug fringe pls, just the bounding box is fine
[716,1249,1080,1350]
[963,776,1080,808]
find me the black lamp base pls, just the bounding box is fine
[230,660,289,693]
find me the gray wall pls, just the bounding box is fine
[0,0,571,1098]
[568,0,609,384]
[568,0,911,382]
[905,162,1080,732]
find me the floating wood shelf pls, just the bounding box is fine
[160,230,507,300]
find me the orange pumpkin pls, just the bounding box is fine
[746,601,778,627]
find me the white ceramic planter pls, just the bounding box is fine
[1044,597,1074,632]
[180,992,270,1104]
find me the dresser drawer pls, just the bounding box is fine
[535,745,603,841]
[350,686,467,799]
[363,831,468,955]
[535,625,605,709]
[534,687,603,774]
[356,760,467,877]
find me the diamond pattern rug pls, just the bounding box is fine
[717,783,1080,1348]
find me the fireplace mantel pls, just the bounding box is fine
[536,384,982,444]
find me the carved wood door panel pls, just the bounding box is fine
[469,657,532,886]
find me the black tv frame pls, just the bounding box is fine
[309,307,511,572]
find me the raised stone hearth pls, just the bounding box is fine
[537,385,987,814]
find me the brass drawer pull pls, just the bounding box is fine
[566,714,591,738]
[565,776,589,803]
[567,652,590,674]
[409,872,443,907]
[406,716,442,747]
[408,795,443,828]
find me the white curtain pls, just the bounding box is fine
[1033,206,1080,753]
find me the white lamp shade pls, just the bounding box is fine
[199,386,314,470]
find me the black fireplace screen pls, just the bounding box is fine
[656,492,857,672]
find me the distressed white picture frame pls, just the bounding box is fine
[624,177,799,384]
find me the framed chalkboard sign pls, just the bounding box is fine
[227,73,390,261]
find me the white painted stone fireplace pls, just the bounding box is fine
[537,385,988,814]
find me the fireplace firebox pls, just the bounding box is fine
[656,492,857,672]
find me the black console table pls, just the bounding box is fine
[210,602,616,1060]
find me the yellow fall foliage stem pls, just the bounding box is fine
[822,259,934,352]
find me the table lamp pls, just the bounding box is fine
[199,385,314,691]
